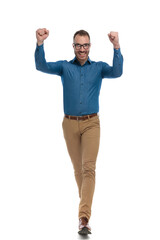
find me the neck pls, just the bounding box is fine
[76,58,87,66]
[79,60,86,66]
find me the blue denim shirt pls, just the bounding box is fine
[35,44,123,116]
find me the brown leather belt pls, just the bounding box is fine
[65,113,97,121]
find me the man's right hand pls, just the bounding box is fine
[36,28,49,46]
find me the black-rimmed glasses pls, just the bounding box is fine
[73,43,90,50]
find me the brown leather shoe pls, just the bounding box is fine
[78,217,91,233]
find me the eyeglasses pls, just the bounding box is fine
[73,43,90,50]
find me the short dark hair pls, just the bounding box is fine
[73,30,90,42]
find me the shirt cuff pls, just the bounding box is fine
[114,48,121,56]
[36,43,44,48]
[114,48,120,52]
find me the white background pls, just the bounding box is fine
[0,0,160,239]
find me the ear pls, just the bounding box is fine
[72,43,75,49]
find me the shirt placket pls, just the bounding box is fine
[79,67,84,116]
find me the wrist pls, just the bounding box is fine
[37,41,44,46]
[113,44,120,50]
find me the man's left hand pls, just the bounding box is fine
[108,32,120,49]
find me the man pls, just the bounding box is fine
[35,28,123,235]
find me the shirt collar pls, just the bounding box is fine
[71,57,92,65]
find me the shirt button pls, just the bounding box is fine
[80,102,82,104]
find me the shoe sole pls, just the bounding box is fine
[78,227,92,235]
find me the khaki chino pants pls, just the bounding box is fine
[62,115,100,220]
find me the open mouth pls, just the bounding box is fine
[78,52,87,57]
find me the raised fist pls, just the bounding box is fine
[108,31,120,49]
[36,28,49,46]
